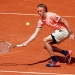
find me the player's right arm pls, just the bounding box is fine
[20,19,43,47]
[22,27,41,46]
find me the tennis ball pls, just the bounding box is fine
[26,22,30,26]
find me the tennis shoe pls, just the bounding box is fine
[64,50,72,64]
[46,61,60,67]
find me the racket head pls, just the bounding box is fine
[0,41,11,54]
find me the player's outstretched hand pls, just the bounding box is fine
[22,42,28,47]
[18,42,28,47]
[12,44,25,47]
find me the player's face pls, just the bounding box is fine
[37,7,46,17]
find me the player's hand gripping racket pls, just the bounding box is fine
[0,41,22,54]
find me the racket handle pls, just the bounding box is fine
[16,44,22,47]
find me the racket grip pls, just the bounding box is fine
[16,44,22,47]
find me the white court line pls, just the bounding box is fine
[0,12,75,18]
[0,12,39,16]
[0,70,75,75]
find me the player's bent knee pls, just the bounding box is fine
[43,38,47,43]
[43,38,52,43]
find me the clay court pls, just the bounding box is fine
[0,0,75,75]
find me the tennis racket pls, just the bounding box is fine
[0,41,22,54]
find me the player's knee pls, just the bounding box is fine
[43,38,47,44]
[43,38,50,44]
[43,38,53,46]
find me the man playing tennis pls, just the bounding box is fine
[21,4,75,67]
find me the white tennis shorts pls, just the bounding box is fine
[52,29,70,43]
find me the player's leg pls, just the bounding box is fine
[51,29,72,64]
[43,35,54,56]
[52,46,69,55]
[43,35,60,67]
[44,41,71,58]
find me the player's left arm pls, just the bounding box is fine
[59,18,71,33]
[59,18,75,40]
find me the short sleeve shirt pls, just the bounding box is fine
[37,12,66,30]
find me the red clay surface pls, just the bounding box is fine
[0,0,75,75]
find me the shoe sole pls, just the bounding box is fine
[46,62,60,67]
[46,65,60,67]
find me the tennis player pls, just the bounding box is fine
[21,4,75,67]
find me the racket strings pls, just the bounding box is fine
[0,41,11,54]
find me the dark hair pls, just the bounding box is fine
[37,4,48,12]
